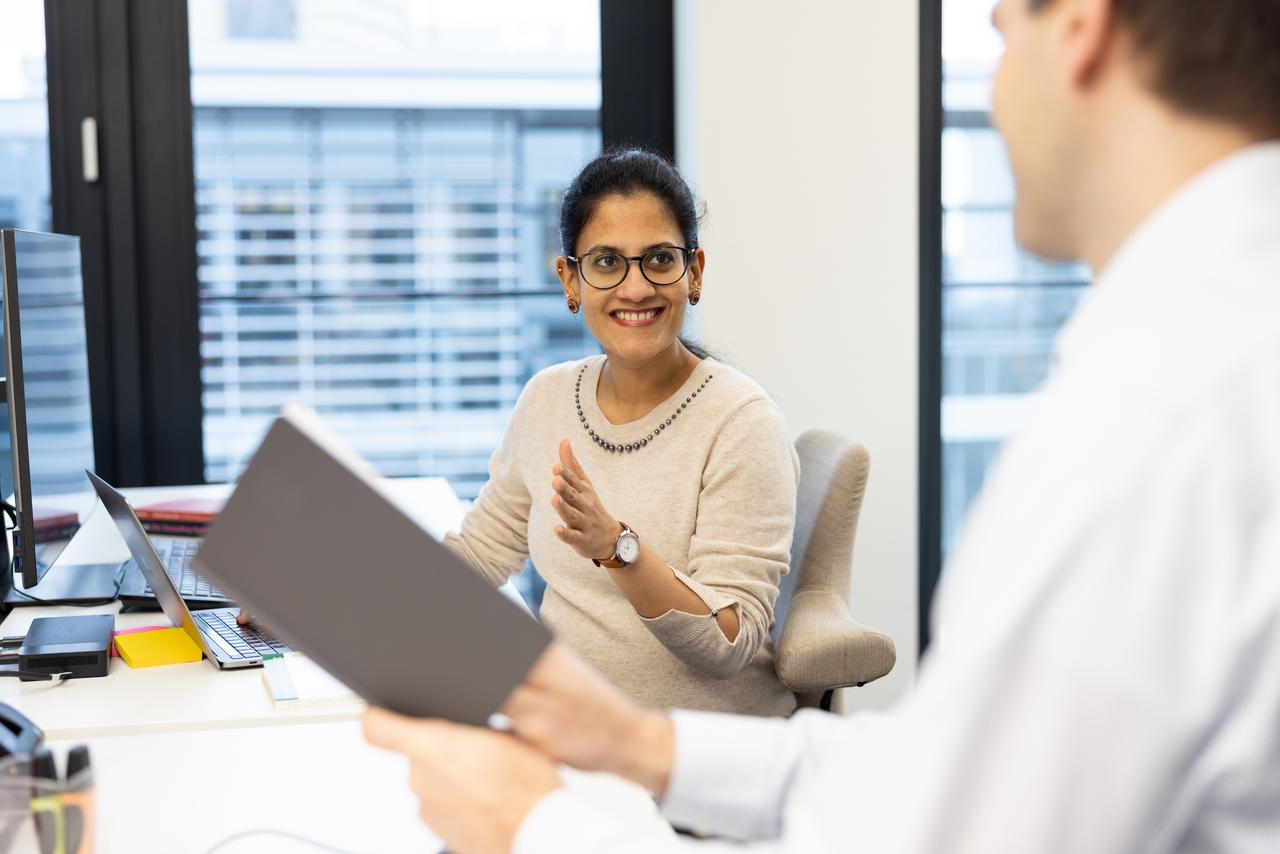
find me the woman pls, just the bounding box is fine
[445,149,798,716]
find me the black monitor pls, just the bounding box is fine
[0,229,118,604]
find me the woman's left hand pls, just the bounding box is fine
[551,439,622,562]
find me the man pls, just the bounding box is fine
[365,0,1280,850]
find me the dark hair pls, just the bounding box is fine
[560,148,715,360]
[559,148,701,257]
[1030,0,1280,136]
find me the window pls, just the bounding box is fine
[921,0,1092,643]
[0,6,68,524]
[226,0,296,40]
[24,0,668,492]
[939,0,1089,552]
[0,3,51,232]
[188,0,603,497]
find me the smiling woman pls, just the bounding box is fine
[442,149,800,716]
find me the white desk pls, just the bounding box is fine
[0,478,467,740]
[0,478,469,852]
[47,722,442,854]
[39,726,659,854]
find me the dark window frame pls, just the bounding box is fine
[41,0,674,488]
[45,0,203,487]
[601,0,676,159]
[919,0,944,654]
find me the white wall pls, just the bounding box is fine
[676,0,920,709]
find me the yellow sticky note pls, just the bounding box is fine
[115,627,203,668]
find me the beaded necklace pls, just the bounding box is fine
[575,362,714,454]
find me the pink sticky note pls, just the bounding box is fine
[112,625,171,658]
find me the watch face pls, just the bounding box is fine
[617,532,640,564]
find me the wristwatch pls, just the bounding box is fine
[594,521,640,569]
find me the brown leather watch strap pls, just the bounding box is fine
[593,521,633,569]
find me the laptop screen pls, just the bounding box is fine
[84,471,212,659]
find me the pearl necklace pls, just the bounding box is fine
[575,363,714,454]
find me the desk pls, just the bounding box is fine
[39,727,658,854]
[47,722,441,853]
[0,478,468,852]
[0,478,467,740]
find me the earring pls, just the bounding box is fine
[566,297,579,314]
[688,286,701,306]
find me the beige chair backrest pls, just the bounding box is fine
[774,430,895,710]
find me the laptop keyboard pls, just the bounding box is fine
[197,609,293,661]
[140,539,226,599]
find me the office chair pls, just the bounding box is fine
[772,431,896,713]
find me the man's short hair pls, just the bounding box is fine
[1030,0,1280,136]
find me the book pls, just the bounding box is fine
[261,652,363,709]
[140,521,209,537]
[30,507,80,545]
[33,506,79,531]
[134,496,225,525]
[31,523,80,545]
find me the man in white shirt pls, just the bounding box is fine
[364,0,1280,851]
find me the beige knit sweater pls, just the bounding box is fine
[445,354,799,717]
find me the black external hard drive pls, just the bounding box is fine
[17,614,114,681]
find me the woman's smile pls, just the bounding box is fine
[609,306,665,327]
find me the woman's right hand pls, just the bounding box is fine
[501,641,675,795]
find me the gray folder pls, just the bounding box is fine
[193,403,550,725]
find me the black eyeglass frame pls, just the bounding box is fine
[565,245,696,290]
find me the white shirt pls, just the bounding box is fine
[513,142,1280,853]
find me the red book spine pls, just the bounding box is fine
[33,511,79,530]
[134,509,218,524]
[140,521,209,537]
[26,523,81,545]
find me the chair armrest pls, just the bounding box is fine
[775,589,896,694]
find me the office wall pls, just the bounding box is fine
[676,0,920,709]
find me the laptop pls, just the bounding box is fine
[85,471,292,669]
[117,533,234,610]
[191,403,551,724]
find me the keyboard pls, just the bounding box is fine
[196,609,293,661]
[142,538,226,599]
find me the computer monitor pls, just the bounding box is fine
[0,229,117,603]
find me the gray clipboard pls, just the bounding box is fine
[192,403,550,725]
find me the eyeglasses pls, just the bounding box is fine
[566,246,694,290]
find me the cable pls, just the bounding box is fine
[7,569,123,607]
[6,501,124,606]
[203,829,369,854]
[0,667,70,682]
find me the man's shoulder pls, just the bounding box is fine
[957,334,1280,582]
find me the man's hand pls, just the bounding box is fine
[502,642,675,795]
[363,708,561,854]
[551,440,624,561]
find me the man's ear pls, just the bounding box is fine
[1058,0,1117,89]
[556,256,581,303]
